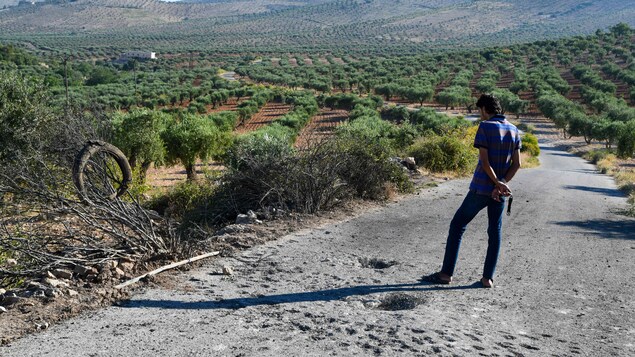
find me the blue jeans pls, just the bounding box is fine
[441,190,506,280]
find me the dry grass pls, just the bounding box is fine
[580,148,635,215]
[596,154,618,174]
[521,152,540,169]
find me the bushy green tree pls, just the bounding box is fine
[592,119,624,149]
[492,88,527,117]
[162,113,232,181]
[0,72,52,162]
[86,66,119,86]
[436,86,473,110]
[404,86,434,106]
[617,120,635,158]
[111,109,169,182]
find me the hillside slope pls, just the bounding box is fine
[0,0,634,54]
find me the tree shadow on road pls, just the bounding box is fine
[563,185,625,197]
[553,219,635,240]
[120,282,481,310]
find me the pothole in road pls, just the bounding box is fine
[376,293,426,311]
[358,257,398,269]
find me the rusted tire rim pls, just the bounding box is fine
[72,140,132,203]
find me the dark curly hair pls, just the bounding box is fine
[476,94,502,115]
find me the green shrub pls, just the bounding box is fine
[521,133,540,157]
[516,122,535,134]
[146,180,217,219]
[225,127,295,172]
[208,111,238,131]
[410,108,469,135]
[582,149,611,164]
[407,134,476,174]
[617,119,635,158]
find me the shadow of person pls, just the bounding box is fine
[120,281,482,310]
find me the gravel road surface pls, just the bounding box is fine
[2,142,634,356]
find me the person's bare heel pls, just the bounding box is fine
[481,278,493,288]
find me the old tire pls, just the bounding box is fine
[72,140,133,203]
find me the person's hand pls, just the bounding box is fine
[491,187,502,202]
[492,182,512,202]
[496,180,511,196]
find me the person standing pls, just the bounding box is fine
[422,94,522,288]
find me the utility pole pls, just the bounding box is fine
[130,59,138,104]
[62,55,70,111]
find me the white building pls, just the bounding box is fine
[119,51,156,61]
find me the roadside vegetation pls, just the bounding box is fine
[580,149,635,215]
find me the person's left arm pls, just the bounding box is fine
[503,148,521,183]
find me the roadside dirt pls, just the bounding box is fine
[0,196,402,347]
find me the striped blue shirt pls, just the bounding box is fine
[469,115,521,195]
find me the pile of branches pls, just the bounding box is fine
[180,133,413,228]
[0,106,183,287]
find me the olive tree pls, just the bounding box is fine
[162,113,232,181]
[0,72,52,163]
[111,109,169,182]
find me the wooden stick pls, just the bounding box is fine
[115,251,220,289]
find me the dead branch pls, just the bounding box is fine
[115,251,220,289]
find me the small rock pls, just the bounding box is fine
[106,260,118,269]
[222,266,234,276]
[119,261,134,272]
[67,289,79,297]
[74,265,98,277]
[31,290,46,298]
[1,294,23,306]
[44,288,62,298]
[236,210,261,225]
[45,271,57,279]
[97,269,113,282]
[114,268,125,277]
[235,214,251,225]
[35,322,49,330]
[6,259,17,266]
[0,288,6,295]
[28,281,47,290]
[0,306,7,313]
[44,278,69,288]
[401,157,417,170]
[52,269,73,280]
[215,224,254,235]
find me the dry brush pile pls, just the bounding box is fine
[0,74,190,295]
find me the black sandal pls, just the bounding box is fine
[420,272,451,285]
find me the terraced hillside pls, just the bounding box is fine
[1,0,634,55]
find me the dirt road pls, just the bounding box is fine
[2,141,634,356]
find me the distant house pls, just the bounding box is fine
[118,51,156,62]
